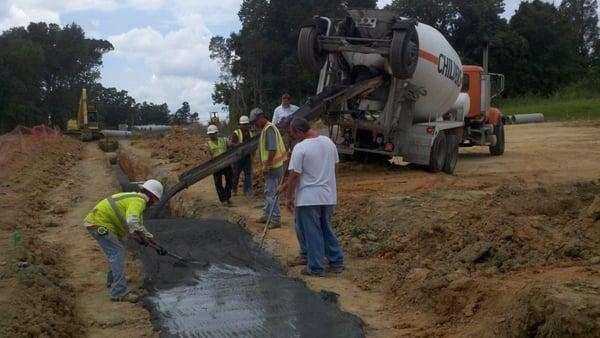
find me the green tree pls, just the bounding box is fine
[171,101,191,124]
[386,0,455,37]
[0,22,112,131]
[94,87,138,128]
[559,0,600,60]
[509,0,583,94]
[451,0,507,64]
[138,102,170,125]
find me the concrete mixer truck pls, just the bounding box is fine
[297,9,505,173]
[151,9,507,208]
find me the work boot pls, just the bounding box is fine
[267,221,281,229]
[325,266,344,274]
[226,199,233,206]
[300,268,324,277]
[111,292,140,303]
[255,216,268,223]
[287,256,307,267]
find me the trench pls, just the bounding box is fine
[111,153,364,337]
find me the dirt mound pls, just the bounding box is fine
[503,282,600,337]
[0,136,84,337]
[334,180,600,321]
[131,128,209,173]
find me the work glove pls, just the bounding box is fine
[131,231,149,247]
[155,246,168,256]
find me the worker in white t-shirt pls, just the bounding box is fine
[278,117,344,277]
[272,93,299,127]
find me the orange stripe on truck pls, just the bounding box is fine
[418,50,438,65]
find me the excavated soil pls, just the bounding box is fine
[130,127,210,173]
[0,138,156,337]
[0,137,84,337]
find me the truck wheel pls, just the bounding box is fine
[489,118,505,156]
[298,26,326,73]
[427,131,447,173]
[443,135,459,174]
[390,27,419,79]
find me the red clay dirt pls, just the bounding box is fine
[0,137,155,337]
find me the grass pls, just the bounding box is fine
[494,96,600,121]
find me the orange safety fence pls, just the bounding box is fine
[0,125,61,167]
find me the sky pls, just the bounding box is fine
[0,0,590,122]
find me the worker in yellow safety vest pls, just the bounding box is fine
[249,108,287,227]
[83,179,166,302]
[206,124,233,206]
[230,115,254,196]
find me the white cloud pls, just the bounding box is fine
[170,0,242,26]
[125,0,165,11]
[0,0,120,31]
[107,10,224,119]
[0,4,60,31]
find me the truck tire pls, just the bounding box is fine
[443,135,459,174]
[427,131,447,173]
[489,118,505,156]
[390,27,419,79]
[298,26,326,73]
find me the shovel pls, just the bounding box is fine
[147,241,207,267]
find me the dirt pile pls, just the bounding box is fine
[334,180,600,327]
[131,128,209,173]
[503,281,600,336]
[337,180,600,270]
[0,136,84,337]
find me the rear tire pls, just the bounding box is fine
[427,131,447,173]
[298,26,326,73]
[489,118,505,156]
[443,135,459,174]
[390,27,419,79]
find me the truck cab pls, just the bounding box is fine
[461,65,505,155]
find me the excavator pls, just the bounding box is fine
[66,88,102,141]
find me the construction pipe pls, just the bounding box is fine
[509,113,545,124]
[100,130,132,138]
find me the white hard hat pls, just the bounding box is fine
[141,179,163,201]
[239,115,250,124]
[249,108,264,122]
[207,124,219,134]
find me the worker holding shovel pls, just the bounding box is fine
[83,179,168,302]
[250,107,287,228]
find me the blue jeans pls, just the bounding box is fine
[295,211,307,259]
[233,156,253,194]
[87,227,128,298]
[263,165,283,223]
[295,205,344,274]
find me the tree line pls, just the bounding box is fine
[210,0,600,122]
[0,22,178,132]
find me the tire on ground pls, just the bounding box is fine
[298,26,326,73]
[443,134,459,174]
[427,131,447,173]
[489,118,505,156]
[390,27,419,79]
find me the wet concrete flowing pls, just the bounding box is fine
[136,219,364,337]
[109,163,364,337]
